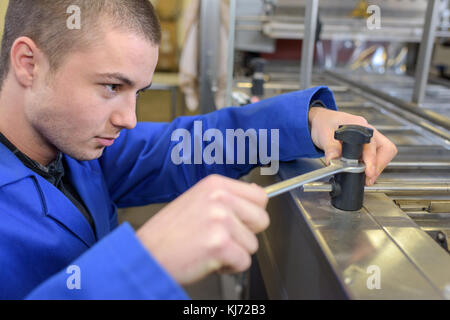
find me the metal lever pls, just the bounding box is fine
[264,159,366,198]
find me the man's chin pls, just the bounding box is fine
[65,147,105,161]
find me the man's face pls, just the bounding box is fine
[25,28,159,161]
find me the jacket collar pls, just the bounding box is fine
[64,156,110,241]
[0,131,64,177]
[0,143,106,247]
[0,142,34,187]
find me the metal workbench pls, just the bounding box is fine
[246,72,450,299]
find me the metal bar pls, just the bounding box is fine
[199,0,220,113]
[303,182,450,193]
[428,73,450,88]
[412,0,440,105]
[373,126,411,131]
[387,162,450,169]
[225,0,237,107]
[236,81,350,92]
[325,71,450,135]
[299,0,319,90]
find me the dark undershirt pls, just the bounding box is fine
[0,132,96,236]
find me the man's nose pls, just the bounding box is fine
[110,96,138,130]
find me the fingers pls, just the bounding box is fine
[208,186,269,234]
[204,225,251,274]
[319,126,396,186]
[201,176,270,275]
[211,189,270,234]
[324,138,342,165]
[205,207,256,275]
[321,127,341,165]
[361,127,397,185]
[311,110,397,185]
[202,175,268,208]
[362,127,378,185]
[373,130,398,181]
[226,210,259,255]
[216,236,251,273]
[208,203,259,253]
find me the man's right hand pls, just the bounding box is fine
[136,174,270,285]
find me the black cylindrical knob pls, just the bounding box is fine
[331,125,373,211]
[250,58,266,73]
[250,58,267,98]
[334,125,373,160]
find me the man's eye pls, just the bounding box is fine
[105,84,121,94]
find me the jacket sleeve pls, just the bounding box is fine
[99,86,337,207]
[26,223,189,300]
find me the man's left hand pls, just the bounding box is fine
[308,106,398,186]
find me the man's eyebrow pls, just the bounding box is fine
[97,73,152,91]
[97,72,135,87]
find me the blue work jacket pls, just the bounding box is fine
[0,87,336,299]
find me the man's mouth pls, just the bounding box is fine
[96,137,115,147]
[96,133,120,147]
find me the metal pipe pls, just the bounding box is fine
[225,0,237,107]
[235,81,348,92]
[325,71,450,135]
[199,0,220,113]
[299,0,319,90]
[303,182,450,193]
[412,0,440,105]
[374,126,411,131]
[387,162,450,169]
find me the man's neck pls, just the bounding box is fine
[0,82,58,166]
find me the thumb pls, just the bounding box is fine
[324,141,342,165]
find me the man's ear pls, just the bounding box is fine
[10,37,42,88]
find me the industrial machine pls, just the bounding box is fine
[247,71,450,299]
[197,0,450,299]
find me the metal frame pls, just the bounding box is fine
[326,70,450,137]
[225,0,237,107]
[225,0,321,100]
[300,0,319,90]
[413,0,441,105]
[199,0,221,113]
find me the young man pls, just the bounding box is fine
[0,0,397,299]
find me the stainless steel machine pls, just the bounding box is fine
[197,0,450,299]
[247,71,450,299]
